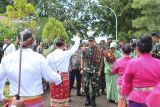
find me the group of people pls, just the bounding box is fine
[0,29,160,107]
[68,32,160,107]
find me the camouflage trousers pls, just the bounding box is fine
[83,71,99,96]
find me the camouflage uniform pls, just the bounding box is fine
[82,45,103,105]
[152,43,160,59]
[151,32,160,59]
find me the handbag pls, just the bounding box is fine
[118,98,127,107]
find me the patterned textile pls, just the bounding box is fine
[92,46,103,65]
[9,96,44,107]
[50,73,69,107]
[83,71,99,96]
[82,45,103,70]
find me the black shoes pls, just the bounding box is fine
[85,95,97,106]
[101,90,106,95]
[108,100,115,103]
[91,96,96,106]
[85,95,91,106]
[91,101,96,106]
[95,92,100,97]
[69,98,72,102]
[77,92,85,96]
[85,100,91,106]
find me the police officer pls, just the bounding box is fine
[80,37,103,106]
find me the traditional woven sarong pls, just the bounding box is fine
[8,96,44,107]
[50,72,69,107]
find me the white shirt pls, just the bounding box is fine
[3,43,16,55]
[0,48,62,100]
[0,77,6,101]
[46,36,80,73]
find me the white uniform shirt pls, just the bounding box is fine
[0,48,62,100]
[47,36,80,73]
[3,43,16,55]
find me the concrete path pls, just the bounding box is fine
[43,89,117,107]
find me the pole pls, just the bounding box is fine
[97,5,118,41]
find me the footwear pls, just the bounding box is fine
[85,100,91,106]
[91,96,96,106]
[95,92,100,97]
[85,95,91,106]
[108,100,115,103]
[69,98,72,102]
[101,90,106,95]
[77,92,85,96]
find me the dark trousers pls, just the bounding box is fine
[70,69,81,94]
[100,70,106,90]
[128,100,147,107]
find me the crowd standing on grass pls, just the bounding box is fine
[0,30,160,107]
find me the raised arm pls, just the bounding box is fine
[66,32,81,55]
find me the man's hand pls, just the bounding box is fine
[97,71,101,77]
[76,32,81,38]
[2,98,9,107]
[68,67,72,72]
[80,69,84,75]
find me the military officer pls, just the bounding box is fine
[80,37,103,106]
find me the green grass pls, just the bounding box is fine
[4,84,10,98]
[0,83,10,107]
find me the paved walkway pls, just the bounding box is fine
[43,89,117,107]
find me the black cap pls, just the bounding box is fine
[56,38,64,44]
[151,32,158,37]
[88,36,95,41]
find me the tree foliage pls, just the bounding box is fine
[42,17,69,42]
[98,0,141,40]
[132,0,160,36]
[6,0,37,19]
[0,22,15,42]
[1,0,159,43]
[0,0,12,14]
[5,0,38,33]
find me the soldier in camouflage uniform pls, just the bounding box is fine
[80,37,103,106]
[151,32,160,58]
